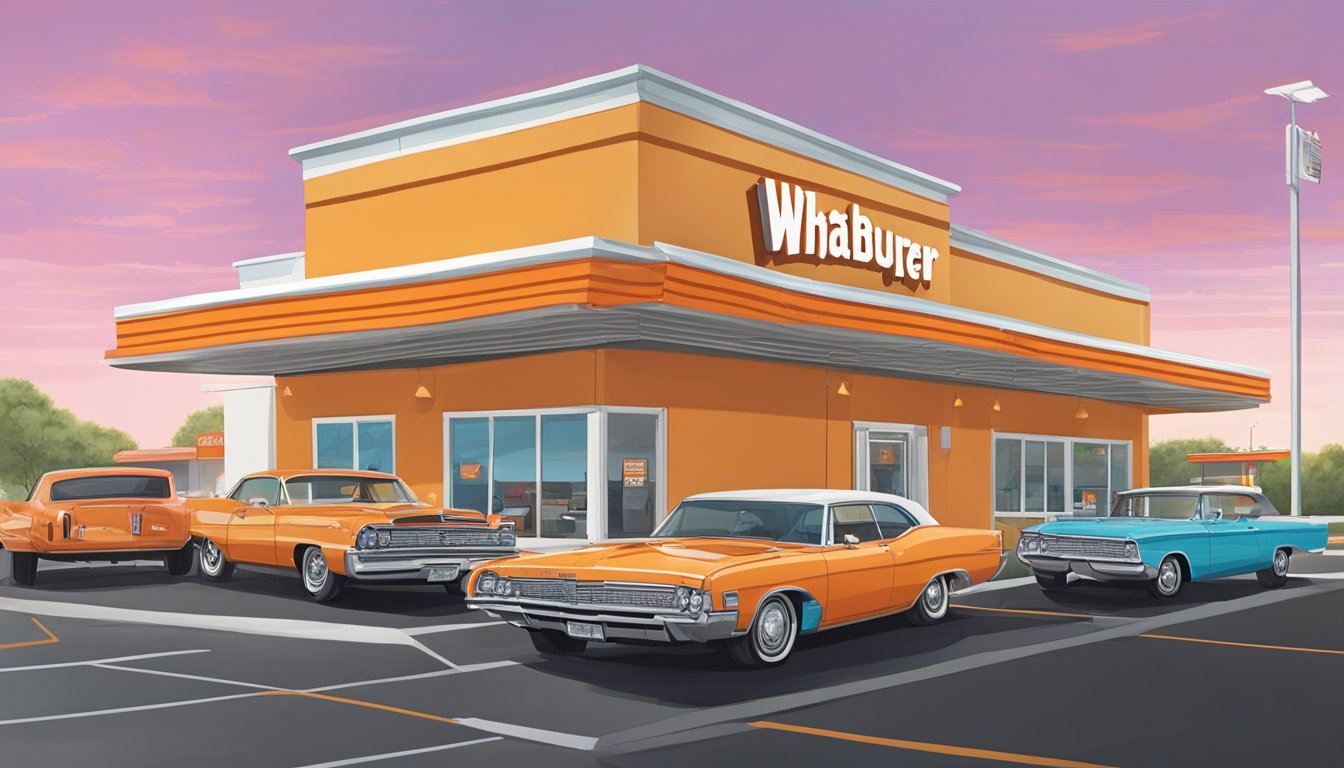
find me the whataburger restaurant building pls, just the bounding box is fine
[105,65,1270,544]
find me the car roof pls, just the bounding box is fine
[1120,485,1264,496]
[42,467,173,481]
[247,469,401,481]
[680,489,938,525]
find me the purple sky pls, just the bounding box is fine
[3,1,1342,450]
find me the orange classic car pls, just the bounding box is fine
[188,469,518,602]
[0,468,194,586]
[467,489,1005,666]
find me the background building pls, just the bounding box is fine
[105,66,1269,545]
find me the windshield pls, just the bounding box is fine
[284,475,418,505]
[1111,494,1198,520]
[653,500,825,544]
[50,475,172,501]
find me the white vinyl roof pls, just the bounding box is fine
[683,489,937,526]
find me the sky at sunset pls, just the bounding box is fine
[2,0,1342,450]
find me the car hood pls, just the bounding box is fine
[486,537,814,584]
[1030,517,1206,539]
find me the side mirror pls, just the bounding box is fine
[247,498,270,509]
[843,533,860,548]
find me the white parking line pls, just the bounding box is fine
[93,663,288,691]
[307,660,518,693]
[0,650,209,674]
[452,717,599,750]
[402,621,503,636]
[288,737,503,768]
[0,692,259,726]
[952,576,1035,595]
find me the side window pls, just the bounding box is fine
[870,503,917,539]
[1202,494,1257,521]
[832,504,882,543]
[232,477,281,506]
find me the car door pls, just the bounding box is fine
[1200,493,1261,576]
[822,504,897,622]
[870,503,926,609]
[227,476,283,566]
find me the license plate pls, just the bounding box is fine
[427,566,460,583]
[566,621,605,641]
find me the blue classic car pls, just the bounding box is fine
[1017,486,1328,598]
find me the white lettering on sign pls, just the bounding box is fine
[756,177,939,289]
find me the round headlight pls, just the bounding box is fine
[356,528,375,549]
[1039,539,1049,553]
[476,572,497,595]
[1124,542,1138,559]
[496,578,512,596]
[675,586,691,610]
[1026,537,1039,552]
[377,531,392,548]
[688,592,704,614]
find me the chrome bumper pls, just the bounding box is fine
[344,548,518,583]
[1018,552,1156,582]
[467,598,740,643]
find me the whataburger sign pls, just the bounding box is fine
[755,177,940,288]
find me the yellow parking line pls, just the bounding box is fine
[259,690,461,725]
[749,721,1119,768]
[1140,633,1344,656]
[951,604,1100,620]
[0,618,59,651]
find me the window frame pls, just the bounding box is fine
[231,475,285,507]
[311,415,397,474]
[991,431,1133,519]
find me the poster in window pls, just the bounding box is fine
[459,462,482,480]
[622,458,648,488]
[877,447,895,465]
[1082,490,1097,512]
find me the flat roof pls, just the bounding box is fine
[1186,450,1290,464]
[113,448,201,463]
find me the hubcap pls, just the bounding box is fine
[756,601,791,656]
[1159,560,1180,593]
[924,579,945,611]
[202,541,221,572]
[1274,550,1289,576]
[304,549,328,591]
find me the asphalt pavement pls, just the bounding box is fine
[1,553,1342,768]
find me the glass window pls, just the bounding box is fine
[1112,493,1198,520]
[1046,441,1065,513]
[832,504,882,543]
[450,418,490,517]
[493,416,537,536]
[1109,443,1130,506]
[1024,440,1046,514]
[656,500,824,543]
[607,412,658,539]
[870,503,916,539]
[994,439,1022,513]
[1073,442,1109,515]
[285,476,415,505]
[356,421,394,473]
[232,476,282,506]
[315,422,354,470]
[867,433,909,498]
[49,475,172,501]
[541,414,587,539]
[1202,493,1259,521]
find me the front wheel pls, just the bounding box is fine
[198,538,236,582]
[1256,548,1290,589]
[1148,555,1184,599]
[528,629,588,655]
[164,543,194,576]
[907,575,951,625]
[300,546,345,603]
[10,552,38,586]
[727,594,798,667]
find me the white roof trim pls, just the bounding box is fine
[231,251,305,269]
[287,64,961,202]
[112,236,1266,382]
[950,226,1150,302]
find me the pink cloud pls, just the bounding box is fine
[0,112,53,124]
[212,16,275,40]
[145,194,254,214]
[984,170,1214,202]
[879,128,1120,152]
[1042,12,1222,52]
[75,214,177,230]
[0,139,125,171]
[39,75,218,109]
[119,42,419,78]
[1069,95,1258,131]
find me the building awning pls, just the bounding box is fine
[1187,450,1290,464]
[107,237,1269,412]
[114,447,200,463]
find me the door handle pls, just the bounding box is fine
[233,508,248,518]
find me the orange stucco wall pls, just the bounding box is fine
[300,101,1148,344]
[274,349,1148,531]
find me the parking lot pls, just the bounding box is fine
[2,553,1343,768]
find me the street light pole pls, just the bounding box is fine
[1265,80,1328,516]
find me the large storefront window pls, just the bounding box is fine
[993,433,1130,518]
[313,416,395,473]
[444,408,663,540]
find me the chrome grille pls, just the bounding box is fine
[1041,535,1128,559]
[514,579,677,609]
[387,528,502,548]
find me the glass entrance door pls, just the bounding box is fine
[854,423,928,508]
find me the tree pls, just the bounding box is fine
[0,378,137,496]
[171,405,223,447]
[1148,437,1233,487]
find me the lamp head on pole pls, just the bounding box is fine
[1265,80,1329,103]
